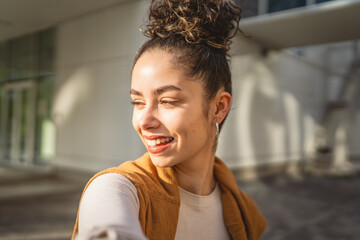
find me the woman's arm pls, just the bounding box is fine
[76,173,147,240]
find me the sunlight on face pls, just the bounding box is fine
[139,65,155,76]
[131,50,215,168]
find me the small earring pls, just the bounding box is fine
[216,122,219,138]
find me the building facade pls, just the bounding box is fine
[0,0,359,177]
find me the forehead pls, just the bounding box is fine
[131,50,199,91]
[133,50,176,75]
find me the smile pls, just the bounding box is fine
[146,137,174,147]
[143,136,175,154]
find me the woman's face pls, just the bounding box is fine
[131,50,216,168]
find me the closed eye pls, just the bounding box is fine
[131,100,145,106]
[160,100,178,105]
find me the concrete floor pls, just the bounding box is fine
[0,167,359,240]
[239,173,360,240]
[0,168,83,240]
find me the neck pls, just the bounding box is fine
[173,154,216,196]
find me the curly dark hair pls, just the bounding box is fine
[144,0,242,53]
[133,0,242,130]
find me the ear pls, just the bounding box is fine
[213,91,232,125]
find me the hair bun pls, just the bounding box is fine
[144,0,242,53]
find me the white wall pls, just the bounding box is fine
[52,0,360,172]
[218,38,322,167]
[53,0,147,172]
[217,38,360,168]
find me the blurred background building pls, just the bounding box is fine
[0,0,359,178]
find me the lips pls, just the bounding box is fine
[143,136,174,153]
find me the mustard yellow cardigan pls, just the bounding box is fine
[72,153,266,240]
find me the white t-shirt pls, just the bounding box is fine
[76,173,231,240]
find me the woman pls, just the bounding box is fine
[73,0,266,239]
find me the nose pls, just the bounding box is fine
[137,105,161,130]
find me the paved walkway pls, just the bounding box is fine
[0,167,359,240]
[0,168,83,240]
[239,173,360,240]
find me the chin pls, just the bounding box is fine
[150,155,176,168]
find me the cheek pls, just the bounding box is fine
[173,110,208,139]
[162,113,182,131]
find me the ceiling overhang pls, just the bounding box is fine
[0,0,126,41]
[1,0,359,48]
[240,0,360,49]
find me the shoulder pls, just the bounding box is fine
[86,173,137,198]
[87,153,179,204]
[78,173,140,233]
[79,154,154,207]
[77,173,148,239]
[84,153,155,190]
[81,173,139,210]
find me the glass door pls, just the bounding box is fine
[0,81,36,165]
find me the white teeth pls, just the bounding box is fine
[146,137,172,147]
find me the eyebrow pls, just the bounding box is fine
[130,85,182,96]
[155,85,182,95]
[130,89,142,96]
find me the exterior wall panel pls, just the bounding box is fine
[52,0,360,172]
[54,0,147,171]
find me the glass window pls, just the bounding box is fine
[9,34,37,80]
[0,42,8,82]
[0,86,3,157]
[5,90,14,159]
[19,88,29,162]
[269,0,306,13]
[0,28,55,165]
[39,28,55,76]
[34,76,55,163]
